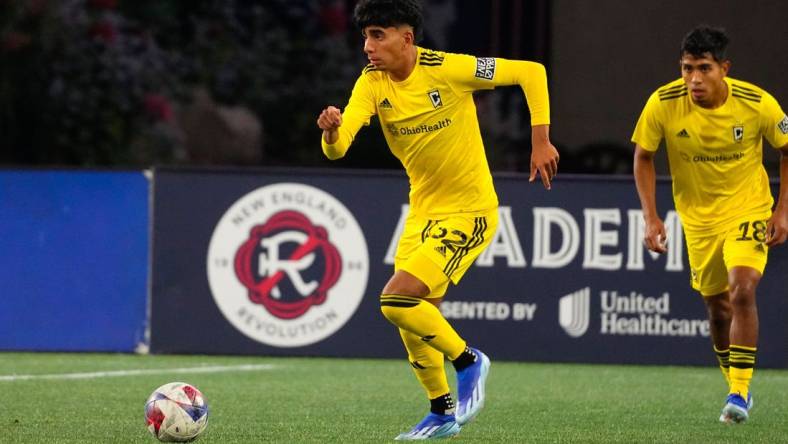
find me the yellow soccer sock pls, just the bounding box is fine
[713,345,730,387]
[729,345,756,400]
[400,329,451,401]
[380,294,466,360]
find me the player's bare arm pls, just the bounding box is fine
[529,124,560,190]
[633,145,668,253]
[317,106,342,144]
[766,145,788,247]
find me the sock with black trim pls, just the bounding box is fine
[729,344,756,400]
[713,345,731,387]
[400,328,451,401]
[429,393,455,415]
[451,346,477,372]
[380,294,466,360]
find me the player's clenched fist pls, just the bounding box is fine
[317,106,342,130]
[317,106,342,144]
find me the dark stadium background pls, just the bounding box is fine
[1,0,785,173]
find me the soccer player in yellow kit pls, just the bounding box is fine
[316,0,558,439]
[632,26,788,424]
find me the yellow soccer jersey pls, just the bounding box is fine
[322,46,550,217]
[632,77,788,234]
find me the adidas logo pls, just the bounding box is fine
[434,245,447,257]
[676,129,690,138]
[379,98,393,109]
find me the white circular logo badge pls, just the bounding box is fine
[207,183,369,347]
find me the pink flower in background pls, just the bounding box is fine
[144,93,173,122]
[27,0,48,16]
[319,1,347,36]
[1,32,32,51]
[88,20,118,43]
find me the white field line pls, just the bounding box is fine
[0,363,276,382]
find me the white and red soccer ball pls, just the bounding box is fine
[145,382,209,442]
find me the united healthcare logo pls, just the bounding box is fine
[557,287,709,338]
[558,287,590,337]
[207,183,369,347]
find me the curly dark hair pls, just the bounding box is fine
[681,26,730,61]
[353,0,423,42]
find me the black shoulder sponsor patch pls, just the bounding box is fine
[779,115,788,135]
[475,57,495,80]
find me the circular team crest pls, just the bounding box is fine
[207,183,369,347]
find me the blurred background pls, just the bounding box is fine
[1,0,786,174]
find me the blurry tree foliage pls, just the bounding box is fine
[0,0,367,167]
[1,0,559,172]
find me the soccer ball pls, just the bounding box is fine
[145,382,209,442]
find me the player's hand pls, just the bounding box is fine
[529,140,560,190]
[766,207,788,247]
[643,217,668,254]
[317,106,342,145]
[317,106,342,131]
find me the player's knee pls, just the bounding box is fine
[382,271,430,297]
[729,282,757,309]
[728,267,762,308]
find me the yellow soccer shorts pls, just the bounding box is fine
[394,208,499,298]
[685,212,770,297]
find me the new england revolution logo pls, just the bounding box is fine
[207,183,369,347]
[234,211,342,319]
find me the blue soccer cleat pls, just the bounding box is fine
[455,348,491,426]
[719,393,752,424]
[394,412,461,440]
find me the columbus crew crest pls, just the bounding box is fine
[428,89,443,108]
[207,183,369,347]
[733,124,744,143]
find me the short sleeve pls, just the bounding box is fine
[631,91,665,151]
[760,92,788,149]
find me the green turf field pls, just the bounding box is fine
[1,353,786,443]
